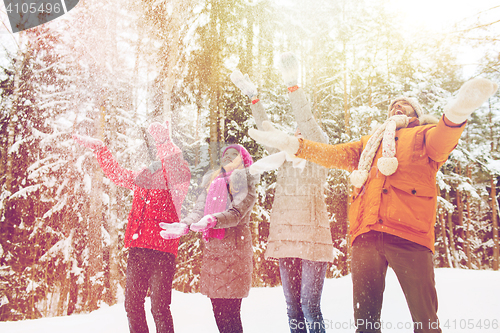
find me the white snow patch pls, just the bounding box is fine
[0,268,498,333]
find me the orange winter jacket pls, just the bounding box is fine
[296,115,466,252]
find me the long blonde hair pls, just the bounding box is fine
[206,154,244,193]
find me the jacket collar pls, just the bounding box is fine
[408,114,439,128]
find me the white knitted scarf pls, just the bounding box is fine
[350,115,411,188]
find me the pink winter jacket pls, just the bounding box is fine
[96,147,190,256]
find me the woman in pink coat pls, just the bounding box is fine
[160,144,257,333]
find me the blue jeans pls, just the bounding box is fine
[279,258,328,333]
[352,231,441,333]
[125,247,176,333]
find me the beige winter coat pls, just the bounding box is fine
[251,88,333,262]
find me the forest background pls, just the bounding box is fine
[0,0,499,321]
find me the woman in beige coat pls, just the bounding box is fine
[231,53,333,333]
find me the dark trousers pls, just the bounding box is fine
[210,298,243,333]
[125,247,176,333]
[279,258,328,333]
[352,231,441,333]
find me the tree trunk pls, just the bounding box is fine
[343,46,350,137]
[445,191,457,267]
[440,209,452,267]
[208,1,223,167]
[3,33,25,193]
[491,176,499,270]
[437,185,452,268]
[243,9,254,74]
[86,106,105,311]
[456,162,465,241]
[161,0,186,122]
[487,101,499,270]
[465,165,472,268]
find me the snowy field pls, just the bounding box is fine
[1,268,499,333]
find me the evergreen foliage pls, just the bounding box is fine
[0,0,499,320]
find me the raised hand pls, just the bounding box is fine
[230,70,258,99]
[278,52,299,88]
[73,134,105,151]
[248,121,300,156]
[444,78,498,124]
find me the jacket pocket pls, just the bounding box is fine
[385,181,436,233]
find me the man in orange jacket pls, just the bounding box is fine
[248,77,498,333]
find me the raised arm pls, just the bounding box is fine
[96,147,137,189]
[426,77,498,162]
[279,52,329,144]
[248,120,362,171]
[231,69,280,154]
[73,134,136,189]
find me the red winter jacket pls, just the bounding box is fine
[96,147,190,256]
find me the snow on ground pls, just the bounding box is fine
[1,268,499,333]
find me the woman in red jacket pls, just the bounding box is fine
[74,121,190,333]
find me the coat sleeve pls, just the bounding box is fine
[181,188,207,226]
[96,147,136,190]
[289,88,329,144]
[250,101,279,155]
[424,115,466,163]
[162,151,191,219]
[212,170,258,229]
[296,138,363,172]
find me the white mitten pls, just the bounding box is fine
[444,78,498,124]
[230,70,258,99]
[190,215,217,232]
[159,222,189,239]
[73,134,105,151]
[278,52,299,87]
[248,121,300,156]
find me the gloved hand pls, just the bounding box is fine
[73,134,105,151]
[190,215,217,232]
[230,70,258,99]
[159,222,189,239]
[278,52,299,88]
[248,121,300,156]
[444,78,498,124]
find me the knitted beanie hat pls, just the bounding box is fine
[223,144,253,167]
[388,96,425,118]
[148,121,170,144]
[148,121,181,159]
